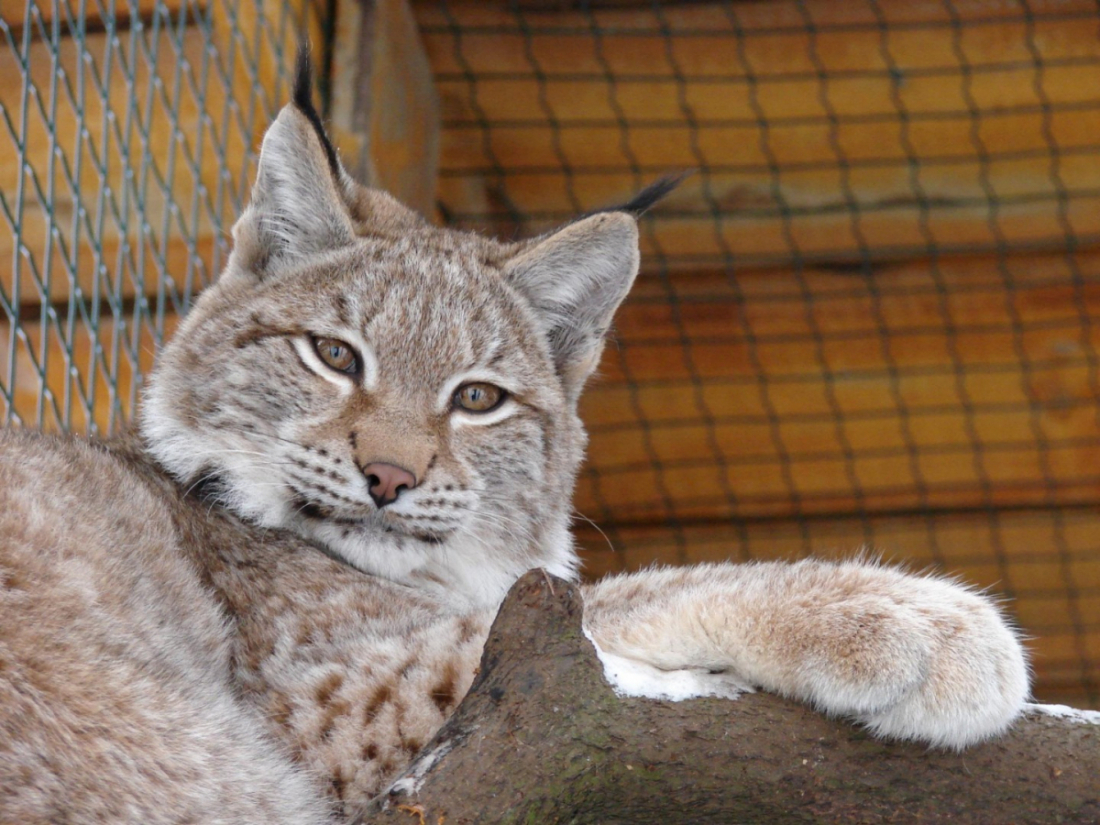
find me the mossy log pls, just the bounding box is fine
[361,570,1099,824]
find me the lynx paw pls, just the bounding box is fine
[801,573,1030,749]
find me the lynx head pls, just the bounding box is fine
[142,52,673,606]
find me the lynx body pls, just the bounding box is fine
[0,55,1029,823]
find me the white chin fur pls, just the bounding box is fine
[308,520,578,609]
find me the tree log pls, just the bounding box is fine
[361,571,1100,824]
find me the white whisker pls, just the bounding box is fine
[572,510,615,554]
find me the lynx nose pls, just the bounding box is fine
[362,462,417,508]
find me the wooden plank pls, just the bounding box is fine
[575,248,1100,522]
[573,507,1100,709]
[416,0,1100,31]
[330,0,441,218]
[417,0,1100,264]
[437,166,1100,268]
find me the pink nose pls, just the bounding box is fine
[362,462,417,508]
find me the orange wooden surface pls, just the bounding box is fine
[0,0,184,33]
[575,248,1100,522]
[0,314,171,432]
[330,0,441,217]
[418,0,1100,267]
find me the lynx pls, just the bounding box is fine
[0,52,1028,823]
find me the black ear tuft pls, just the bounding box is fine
[292,41,315,117]
[292,41,342,180]
[585,172,691,219]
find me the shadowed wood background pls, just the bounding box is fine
[2,0,1098,708]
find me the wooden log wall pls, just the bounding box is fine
[416,0,1100,707]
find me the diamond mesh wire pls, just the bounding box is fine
[420,0,1100,708]
[0,0,320,434]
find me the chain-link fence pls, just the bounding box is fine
[4,0,1099,709]
[420,0,1100,709]
[1,0,322,433]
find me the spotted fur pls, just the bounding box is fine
[0,60,1029,824]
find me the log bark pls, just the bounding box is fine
[360,571,1100,825]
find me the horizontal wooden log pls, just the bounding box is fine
[572,507,1100,711]
[418,0,1100,264]
[371,572,1100,824]
[576,248,1100,520]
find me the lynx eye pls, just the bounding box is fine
[453,382,505,413]
[312,336,359,375]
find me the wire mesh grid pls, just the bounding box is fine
[418,0,1100,707]
[0,0,321,433]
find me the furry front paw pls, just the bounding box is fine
[800,567,1030,749]
[582,560,1030,749]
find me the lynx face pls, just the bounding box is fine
[142,74,643,606]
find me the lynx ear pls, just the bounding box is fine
[504,211,640,399]
[229,49,355,279]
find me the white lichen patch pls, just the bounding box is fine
[1024,703,1100,724]
[385,739,457,798]
[583,627,751,702]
